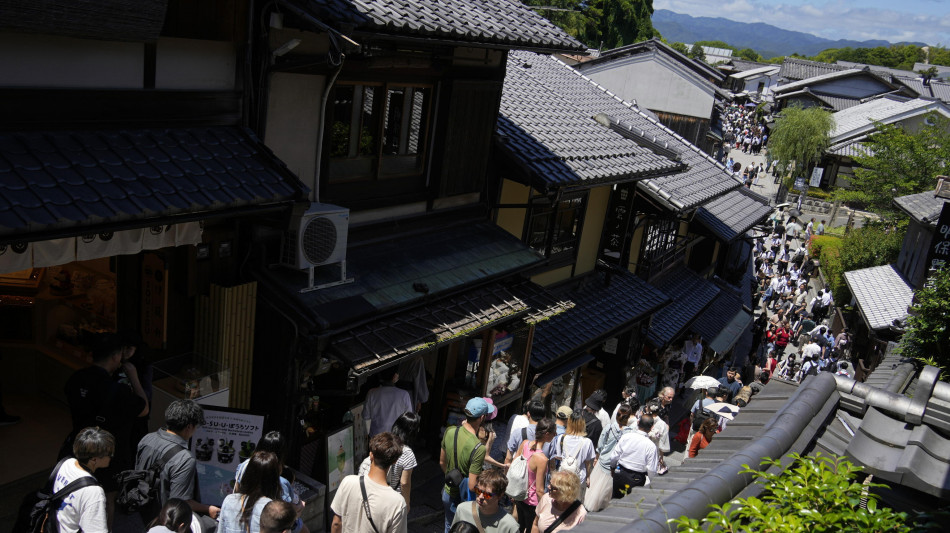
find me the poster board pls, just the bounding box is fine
[325,424,355,493]
[348,403,369,468]
[190,405,265,507]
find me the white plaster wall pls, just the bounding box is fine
[155,38,236,90]
[582,54,714,118]
[264,73,325,195]
[0,32,142,88]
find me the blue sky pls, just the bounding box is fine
[653,0,950,46]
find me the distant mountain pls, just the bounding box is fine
[652,9,912,59]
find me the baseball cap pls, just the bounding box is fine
[555,406,573,420]
[483,397,498,421]
[464,397,496,418]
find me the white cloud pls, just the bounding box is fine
[653,0,950,45]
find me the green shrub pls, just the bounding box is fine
[808,235,841,261]
[899,268,950,375]
[808,225,903,304]
[670,453,915,533]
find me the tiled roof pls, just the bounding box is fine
[779,57,849,82]
[729,59,773,72]
[836,61,917,80]
[501,52,743,209]
[690,285,742,347]
[257,220,544,330]
[893,190,949,224]
[696,187,772,242]
[831,97,949,142]
[577,38,725,83]
[497,55,684,192]
[828,139,871,158]
[774,68,869,93]
[895,76,950,104]
[646,265,720,347]
[843,264,913,331]
[530,270,670,368]
[775,89,861,111]
[0,127,306,241]
[294,0,585,52]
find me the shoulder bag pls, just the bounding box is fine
[544,500,582,533]
[359,476,380,533]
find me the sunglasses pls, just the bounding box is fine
[475,488,496,500]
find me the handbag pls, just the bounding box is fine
[544,500,582,533]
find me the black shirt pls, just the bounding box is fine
[582,409,603,448]
[65,365,146,470]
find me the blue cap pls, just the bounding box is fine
[464,397,496,418]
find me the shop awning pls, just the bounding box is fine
[330,280,572,376]
[530,269,671,369]
[262,220,546,330]
[844,264,914,331]
[696,188,772,242]
[0,126,307,245]
[646,266,720,347]
[534,353,595,387]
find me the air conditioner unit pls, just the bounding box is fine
[280,202,349,270]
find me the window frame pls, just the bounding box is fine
[324,81,435,185]
[523,191,588,262]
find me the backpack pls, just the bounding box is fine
[554,435,583,476]
[114,444,185,515]
[14,457,99,533]
[692,401,713,431]
[505,428,530,501]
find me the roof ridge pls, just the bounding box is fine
[549,54,736,177]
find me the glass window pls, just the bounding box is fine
[327,83,431,182]
[525,193,586,259]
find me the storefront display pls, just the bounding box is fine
[464,328,531,410]
[190,406,265,507]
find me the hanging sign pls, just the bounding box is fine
[924,203,950,273]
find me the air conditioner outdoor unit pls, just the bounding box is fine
[280,202,353,291]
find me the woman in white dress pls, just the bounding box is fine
[643,402,670,475]
[583,404,634,512]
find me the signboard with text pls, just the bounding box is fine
[190,406,265,507]
[924,203,950,274]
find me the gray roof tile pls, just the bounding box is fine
[296,0,585,52]
[696,187,772,241]
[0,127,306,240]
[501,51,742,208]
[779,57,849,82]
[843,264,914,330]
[893,190,949,224]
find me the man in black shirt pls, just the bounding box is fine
[581,391,604,447]
[64,333,149,489]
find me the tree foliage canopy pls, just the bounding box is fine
[810,222,905,304]
[688,43,706,61]
[832,112,950,215]
[768,105,834,180]
[522,0,657,50]
[900,267,950,374]
[670,453,914,532]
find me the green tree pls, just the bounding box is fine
[671,453,913,532]
[523,0,657,50]
[812,222,905,304]
[900,267,950,374]
[832,112,950,215]
[768,105,834,183]
[737,47,762,62]
[669,41,689,55]
[688,43,706,61]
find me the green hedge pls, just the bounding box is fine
[809,226,903,304]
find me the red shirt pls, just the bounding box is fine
[774,327,790,347]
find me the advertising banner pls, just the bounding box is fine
[191,406,265,507]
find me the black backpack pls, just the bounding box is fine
[692,402,714,431]
[115,444,184,515]
[14,457,100,533]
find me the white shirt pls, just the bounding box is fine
[647,417,671,453]
[801,343,822,359]
[54,459,107,533]
[330,475,407,533]
[683,341,703,365]
[596,408,611,433]
[609,430,659,474]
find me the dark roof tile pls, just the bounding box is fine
[531,270,671,367]
[298,0,584,52]
[0,127,306,239]
[647,266,721,346]
[696,187,773,241]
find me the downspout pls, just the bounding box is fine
[311,34,345,203]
